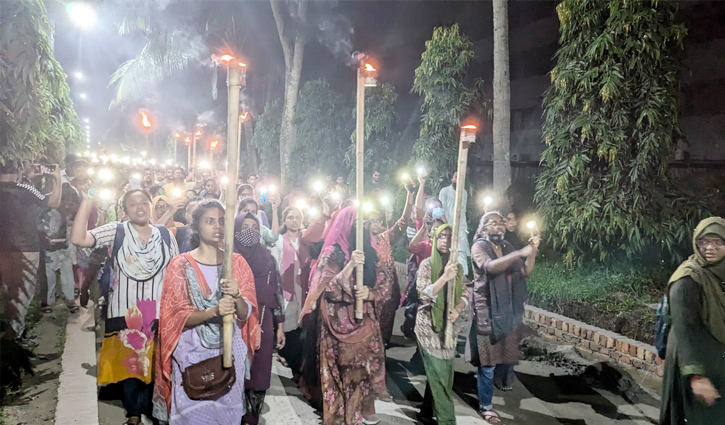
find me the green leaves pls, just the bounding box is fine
[250,99,283,177]
[410,24,487,193]
[0,0,82,165]
[536,0,701,264]
[286,79,351,185]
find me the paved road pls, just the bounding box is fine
[84,305,661,425]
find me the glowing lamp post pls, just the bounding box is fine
[210,139,219,166]
[139,109,153,155]
[444,122,478,349]
[353,52,377,320]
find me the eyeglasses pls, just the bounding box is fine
[696,239,725,249]
[485,221,505,228]
[370,219,384,225]
[437,234,451,241]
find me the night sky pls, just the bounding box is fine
[49,0,511,159]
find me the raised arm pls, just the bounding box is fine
[270,194,280,236]
[409,224,427,252]
[415,171,427,212]
[70,188,97,248]
[46,165,62,209]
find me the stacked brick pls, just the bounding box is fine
[523,305,664,377]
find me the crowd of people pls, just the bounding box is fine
[1,152,722,425]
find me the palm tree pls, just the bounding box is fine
[492,0,511,194]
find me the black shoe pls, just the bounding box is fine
[415,411,435,425]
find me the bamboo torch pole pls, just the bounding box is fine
[354,66,365,320]
[222,63,242,368]
[444,123,477,349]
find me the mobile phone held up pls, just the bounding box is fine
[36,164,56,174]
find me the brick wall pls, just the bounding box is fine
[524,305,664,376]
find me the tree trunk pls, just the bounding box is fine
[492,0,511,195]
[270,0,307,186]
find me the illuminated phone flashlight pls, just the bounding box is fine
[220,176,228,185]
[87,168,94,175]
[173,189,181,198]
[199,161,210,169]
[401,172,409,182]
[331,191,341,201]
[363,201,373,212]
[268,184,276,194]
[417,166,426,175]
[312,181,324,193]
[483,196,493,206]
[307,207,318,218]
[132,173,141,180]
[380,195,390,205]
[259,186,267,203]
[98,168,113,182]
[99,189,114,201]
[527,220,540,244]
[296,199,308,210]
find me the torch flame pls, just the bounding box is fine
[174,132,181,138]
[240,112,249,120]
[364,63,376,72]
[210,140,219,149]
[220,54,234,62]
[141,112,152,128]
[195,130,202,136]
[461,124,477,130]
[184,136,191,144]
[238,62,247,68]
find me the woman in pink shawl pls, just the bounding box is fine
[301,206,389,425]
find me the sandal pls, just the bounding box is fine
[495,383,513,391]
[479,410,502,425]
[124,417,141,425]
[41,306,53,314]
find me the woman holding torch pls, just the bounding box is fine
[153,200,259,424]
[414,224,467,425]
[300,206,388,425]
[467,212,538,424]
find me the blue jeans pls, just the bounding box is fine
[477,365,495,411]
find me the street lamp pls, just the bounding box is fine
[139,109,153,155]
[210,139,219,166]
[66,3,96,29]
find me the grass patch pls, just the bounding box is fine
[527,258,672,344]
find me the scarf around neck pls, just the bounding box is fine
[668,217,725,345]
[430,224,463,333]
[116,221,170,281]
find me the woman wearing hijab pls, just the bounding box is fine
[300,206,389,425]
[415,224,467,425]
[153,200,259,424]
[152,195,184,236]
[271,203,329,378]
[366,184,414,347]
[71,189,179,425]
[233,213,286,425]
[467,212,538,425]
[661,217,725,425]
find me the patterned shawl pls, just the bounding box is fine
[117,221,171,282]
[154,253,259,415]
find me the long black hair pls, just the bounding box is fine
[280,206,304,235]
[188,199,225,250]
[121,188,153,213]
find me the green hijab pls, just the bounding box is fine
[668,217,725,345]
[430,224,464,333]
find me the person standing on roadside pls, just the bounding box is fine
[467,211,538,425]
[71,188,178,425]
[0,161,62,345]
[661,217,725,425]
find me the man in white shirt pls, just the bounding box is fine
[438,171,470,274]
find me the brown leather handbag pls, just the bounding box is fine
[180,354,236,401]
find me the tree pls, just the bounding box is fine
[250,99,283,176]
[0,0,83,165]
[345,83,399,184]
[410,24,485,194]
[270,0,308,185]
[492,0,511,194]
[286,79,350,185]
[535,0,702,263]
